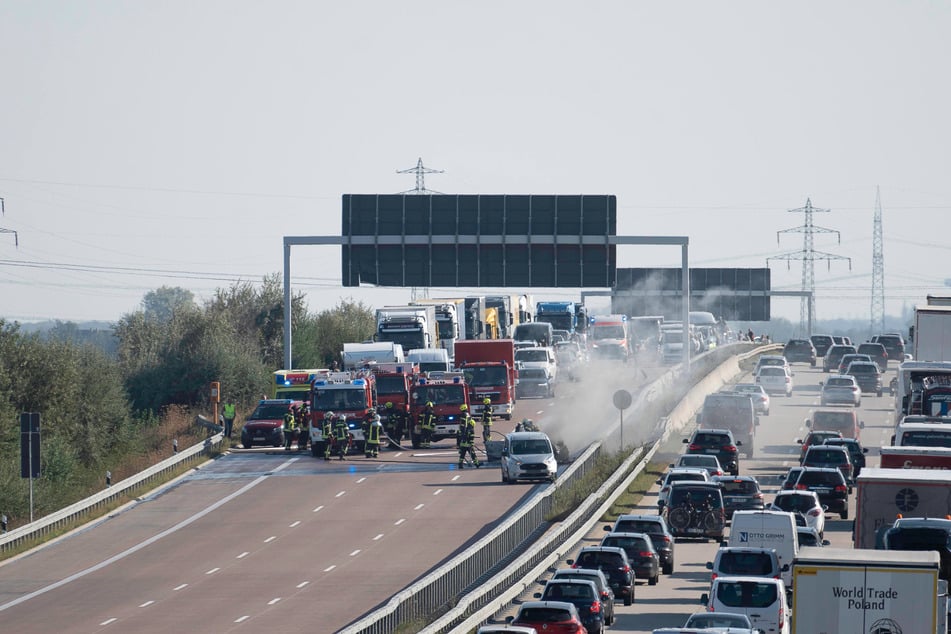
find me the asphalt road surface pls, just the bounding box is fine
[485,360,897,633]
[0,359,661,633]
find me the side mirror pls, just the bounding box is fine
[862,447,869,453]
[682,438,689,444]
[700,593,709,606]
[505,616,515,624]
[805,420,812,428]
[656,479,663,485]
[533,592,542,599]
[818,380,824,387]
[781,563,790,572]
[822,505,829,511]
[566,559,575,565]
[669,463,676,469]
[736,440,743,446]
[859,421,865,429]
[796,439,803,444]
[705,562,714,570]
[822,539,831,546]
[501,448,509,456]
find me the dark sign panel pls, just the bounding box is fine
[341,194,616,288]
[20,412,40,479]
[612,268,771,321]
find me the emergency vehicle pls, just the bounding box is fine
[272,369,325,400]
[409,371,471,448]
[371,362,418,434]
[309,370,377,455]
[587,314,632,361]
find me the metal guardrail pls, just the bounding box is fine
[342,343,776,634]
[0,429,224,555]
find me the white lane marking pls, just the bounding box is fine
[335,491,346,498]
[313,505,324,513]
[414,504,425,511]
[434,489,443,496]
[324,565,336,572]
[373,534,384,541]
[268,597,281,605]
[174,584,188,591]
[357,477,367,483]
[206,568,220,575]
[395,518,406,526]
[139,601,154,608]
[451,475,461,482]
[350,550,361,557]
[536,410,544,415]
[235,616,250,623]
[289,521,301,528]
[297,581,309,589]
[237,551,249,559]
[394,452,403,457]
[0,458,299,613]
[101,618,117,626]
[264,536,277,543]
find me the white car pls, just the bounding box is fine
[515,346,557,381]
[500,431,558,484]
[701,576,790,634]
[755,365,793,397]
[753,354,790,375]
[729,383,771,416]
[670,454,724,477]
[770,490,826,539]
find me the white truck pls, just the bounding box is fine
[375,305,438,353]
[914,305,951,362]
[412,299,464,358]
[341,342,405,370]
[406,348,451,373]
[791,546,944,634]
[853,467,951,549]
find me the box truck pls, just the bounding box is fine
[853,467,951,549]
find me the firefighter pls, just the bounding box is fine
[320,411,335,460]
[419,401,436,448]
[456,405,481,469]
[296,401,310,451]
[365,412,383,458]
[480,396,493,443]
[361,407,377,454]
[383,401,403,448]
[332,413,350,460]
[283,405,298,450]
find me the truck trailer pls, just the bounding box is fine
[880,445,951,470]
[914,305,951,362]
[791,546,943,634]
[375,305,438,353]
[853,467,951,549]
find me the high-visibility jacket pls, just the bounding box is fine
[223,403,236,420]
[419,408,436,430]
[332,420,349,441]
[458,417,477,447]
[367,419,383,444]
[481,405,493,425]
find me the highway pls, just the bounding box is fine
[0,359,659,633]
[485,360,899,632]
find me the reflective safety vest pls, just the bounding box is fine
[223,403,236,419]
[283,412,296,431]
[481,405,493,425]
[419,409,435,430]
[332,420,349,441]
[320,418,333,439]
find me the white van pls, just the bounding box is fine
[701,576,790,634]
[727,510,798,586]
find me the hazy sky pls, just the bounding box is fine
[1,1,949,326]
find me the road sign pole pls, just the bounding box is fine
[619,408,624,450]
[29,443,34,523]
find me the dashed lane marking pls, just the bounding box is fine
[206,568,220,575]
[297,581,309,589]
[237,552,249,559]
[373,534,384,541]
[100,618,117,626]
[289,521,301,527]
[264,536,277,543]
[0,458,298,613]
[268,598,281,605]
[414,504,425,511]
[335,491,346,498]
[139,601,154,608]
[434,489,443,496]
[313,505,324,513]
[235,616,250,623]
[350,550,361,557]
[174,584,188,591]
[357,477,367,483]
[395,518,406,525]
[323,565,336,572]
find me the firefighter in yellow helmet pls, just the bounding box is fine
[456,404,480,469]
[283,405,298,451]
[418,401,436,449]
[480,396,493,443]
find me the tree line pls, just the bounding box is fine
[0,274,376,526]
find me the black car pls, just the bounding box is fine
[845,361,883,396]
[810,334,835,357]
[857,341,888,371]
[600,531,660,586]
[607,514,675,575]
[822,437,868,478]
[873,333,906,364]
[550,568,616,626]
[794,467,849,519]
[536,578,606,634]
[823,344,856,372]
[662,481,726,541]
[569,546,635,606]
[684,428,741,475]
[710,475,765,519]
[783,339,817,366]
[883,517,951,581]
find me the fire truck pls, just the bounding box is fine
[453,340,517,420]
[371,362,418,440]
[409,371,471,448]
[272,369,326,400]
[308,370,377,456]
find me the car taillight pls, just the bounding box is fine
[661,535,671,543]
[711,572,718,581]
[723,445,737,452]
[753,493,764,499]
[809,508,821,517]
[600,590,610,599]
[590,600,601,614]
[834,485,847,492]
[621,564,631,573]
[796,484,807,490]
[689,443,702,451]
[571,563,580,569]
[639,551,654,557]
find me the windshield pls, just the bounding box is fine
[513,324,551,344]
[887,528,951,550]
[616,519,662,534]
[592,325,625,340]
[718,479,758,494]
[312,388,368,411]
[718,552,775,576]
[537,314,573,331]
[464,366,508,387]
[516,349,549,363]
[603,535,650,551]
[760,367,785,377]
[516,607,572,623]
[774,494,818,512]
[375,375,406,395]
[412,385,467,406]
[435,319,454,340]
[899,430,951,447]
[511,438,553,455]
[715,580,778,608]
[520,368,549,380]
[248,403,293,420]
[685,614,751,628]
[827,378,854,387]
[813,412,854,427]
[377,331,422,351]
